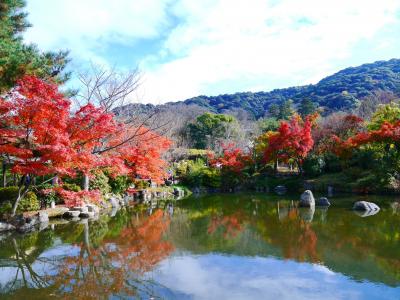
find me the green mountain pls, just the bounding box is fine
[116,59,400,119]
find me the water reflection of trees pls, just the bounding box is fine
[175,195,400,286]
[50,209,174,299]
[0,208,174,299]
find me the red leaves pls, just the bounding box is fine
[333,120,400,157]
[0,75,171,186]
[0,75,71,176]
[57,189,102,207]
[109,126,172,183]
[264,114,315,165]
[209,143,250,173]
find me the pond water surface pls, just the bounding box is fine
[0,193,400,299]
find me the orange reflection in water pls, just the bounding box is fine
[51,209,174,299]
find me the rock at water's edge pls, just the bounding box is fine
[299,190,315,207]
[316,197,330,207]
[353,201,380,212]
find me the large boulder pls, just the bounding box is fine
[47,207,69,218]
[38,211,49,223]
[316,197,331,207]
[17,216,38,233]
[299,190,315,207]
[353,201,380,212]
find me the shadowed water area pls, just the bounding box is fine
[0,193,399,299]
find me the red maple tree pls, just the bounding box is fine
[0,75,172,211]
[264,114,316,173]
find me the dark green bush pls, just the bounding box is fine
[0,186,20,202]
[109,176,131,195]
[202,168,221,188]
[322,153,342,173]
[0,201,12,216]
[303,154,325,177]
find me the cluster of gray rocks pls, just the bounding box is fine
[298,189,380,216]
[275,185,381,216]
[0,188,186,234]
[0,195,124,234]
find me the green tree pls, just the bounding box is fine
[298,98,316,117]
[368,102,400,130]
[0,0,70,92]
[267,103,280,119]
[257,117,279,132]
[279,99,294,120]
[187,113,237,149]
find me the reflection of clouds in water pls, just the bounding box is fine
[155,255,400,300]
[0,244,80,292]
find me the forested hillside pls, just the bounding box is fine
[182,59,400,117]
[116,59,400,118]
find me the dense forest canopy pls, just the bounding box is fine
[116,59,400,119]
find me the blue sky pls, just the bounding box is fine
[25,0,400,104]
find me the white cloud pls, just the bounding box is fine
[141,0,400,103]
[25,0,173,65]
[25,0,400,104]
[153,255,384,300]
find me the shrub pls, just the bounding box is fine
[109,176,131,195]
[133,179,150,190]
[0,186,20,202]
[90,171,111,195]
[37,183,61,205]
[303,154,325,177]
[18,192,40,212]
[0,201,12,216]
[202,168,221,188]
[0,187,41,212]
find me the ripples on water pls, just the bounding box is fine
[0,193,399,299]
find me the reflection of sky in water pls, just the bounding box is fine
[151,254,400,300]
[0,244,79,289]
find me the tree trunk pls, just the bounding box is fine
[2,160,6,188]
[274,159,278,174]
[296,160,303,176]
[11,175,30,217]
[82,174,89,191]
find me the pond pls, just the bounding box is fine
[0,193,399,299]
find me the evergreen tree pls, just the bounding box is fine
[0,0,70,93]
[279,99,294,120]
[298,98,316,117]
[268,103,280,119]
